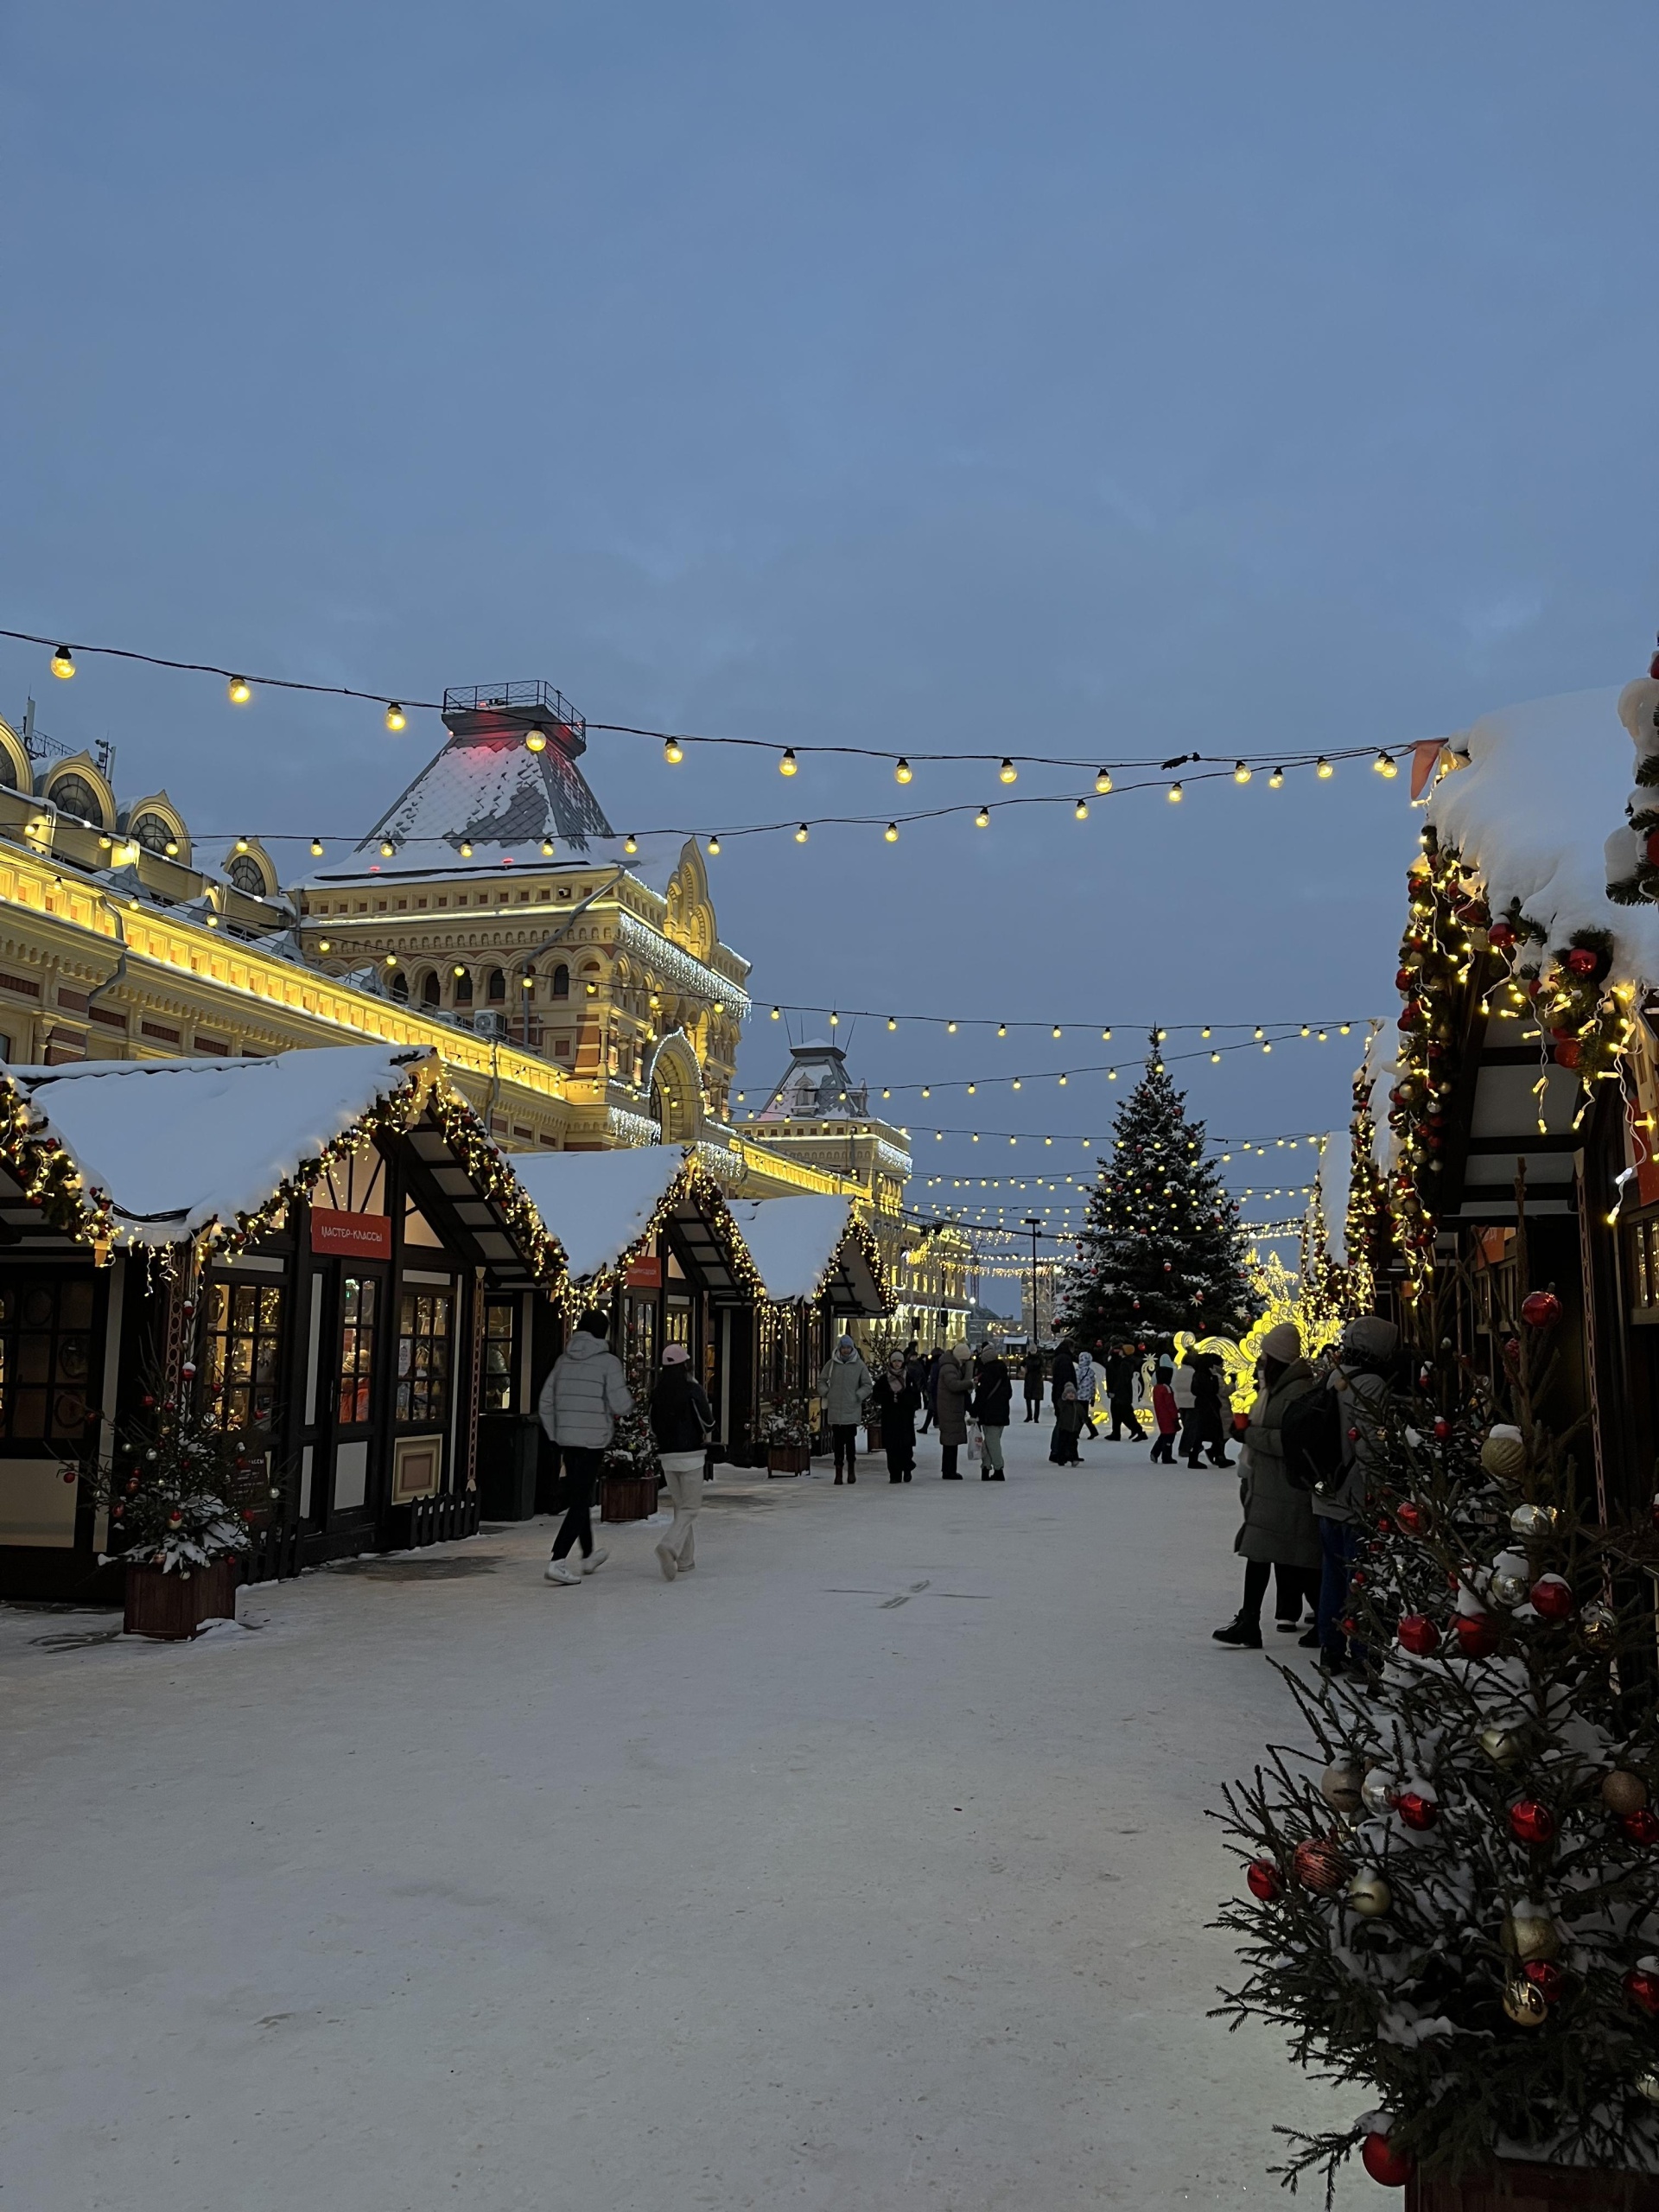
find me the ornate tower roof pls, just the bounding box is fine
[755,1037,870,1121]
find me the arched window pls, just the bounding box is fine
[48,772,103,827]
[486,969,506,1003]
[453,969,474,1006]
[551,962,570,999]
[421,971,441,1008]
[389,969,410,1002]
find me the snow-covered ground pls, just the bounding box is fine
[1,1420,1368,2211]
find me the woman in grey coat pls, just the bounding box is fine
[934,1342,974,1478]
[1211,1322,1321,1649]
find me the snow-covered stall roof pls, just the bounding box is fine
[510,1146,696,1283]
[1427,686,1659,989]
[727,1195,889,1313]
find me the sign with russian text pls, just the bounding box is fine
[624,1254,664,1288]
[311,1207,393,1260]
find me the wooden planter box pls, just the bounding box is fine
[601,1471,658,1523]
[124,1556,241,1641]
[864,1420,883,1451]
[1408,2161,1659,2210]
[767,1445,811,1476]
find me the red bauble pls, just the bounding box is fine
[1530,1574,1573,1620]
[1433,1415,1451,1440]
[1626,1968,1659,2016]
[1398,1613,1440,1656]
[1456,1612,1501,1659]
[1553,1039,1581,1071]
[1509,1799,1557,1846]
[1521,1289,1561,1329]
[1565,947,1599,977]
[1395,967,1414,994]
[1292,1836,1350,1895]
[1622,1808,1659,1846]
[1361,2131,1414,2186]
[1523,1959,1565,2004]
[1245,1858,1283,1900]
[1647,828,1659,867]
[1489,921,1516,949]
[1396,1789,1440,1831]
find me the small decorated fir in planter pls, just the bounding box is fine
[1216,1248,1659,2201]
[760,1394,812,1473]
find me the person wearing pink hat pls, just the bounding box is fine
[648,1342,714,1581]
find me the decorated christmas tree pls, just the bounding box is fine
[1216,1236,1659,2196]
[95,1376,276,1573]
[1055,1041,1261,1344]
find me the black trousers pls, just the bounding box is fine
[831,1423,858,1475]
[941,1443,961,1478]
[1149,1432,1175,1464]
[1238,1559,1321,1625]
[1023,1390,1043,1421]
[886,1431,915,1483]
[550,1445,602,1560]
[1108,1397,1135,1440]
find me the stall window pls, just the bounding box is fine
[1632,1217,1659,1321]
[338,1275,378,1424]
[664,1298,691,1350]
[626,1294,658,1372]
[0,1276,95,1442]
[482,1300,515,1413]
[397,1290,452,1424]
[205,1280,284,1428]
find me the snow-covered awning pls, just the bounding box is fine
[0,1046,560,1279]
[511,1143,762,1302]
[1426,686,1659,991]
[727,1195,890,1313]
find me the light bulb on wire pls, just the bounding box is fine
[1269,766,1284,788]
[894,757,912,785]
[50,645,75,680]
[385,702,406,733]
[999,759,1017,784]
[309,836,324,857]
[664,737,683,765]
[1095,768,1112,794]
[524,727,548,753]
[884,823,899,842]
[227,676,251,705]
[975,805,990,828]
[1233,762,1250,785]
[779,749,798,776]
[795,823,809,842]
[1074,798,1089,821]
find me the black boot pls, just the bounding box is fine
[1211,1613,1263,1649]
[1296,1626,1322,1649]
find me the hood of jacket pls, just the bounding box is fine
[562,1332,613,1363]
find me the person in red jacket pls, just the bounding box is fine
[1149,1363,1179,1465]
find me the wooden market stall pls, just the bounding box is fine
[0,1045,560,1602]
[727,1194,890,1467]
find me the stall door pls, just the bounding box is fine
[327,1267,386,1529]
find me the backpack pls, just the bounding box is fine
[1280,1383,1345,1493]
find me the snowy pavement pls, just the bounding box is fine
[2,1420,1369,2212]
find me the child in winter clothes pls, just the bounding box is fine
[1048,1382,1084,1465]
[1149,1365,1179,1465]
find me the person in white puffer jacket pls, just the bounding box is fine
[538,1310,632,1585]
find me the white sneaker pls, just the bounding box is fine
[655,1542,678,1582]
[581,1547,609,1576]
[544,1560,582,1586]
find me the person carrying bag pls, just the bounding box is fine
[649,1343,713,1583]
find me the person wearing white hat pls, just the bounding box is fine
[648,1343,714,1582]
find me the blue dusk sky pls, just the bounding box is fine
[4,1,1657,1255]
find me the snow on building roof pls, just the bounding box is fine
[509,1145,696,1283]
[1,1046,440,1249]
[727,1195,888,1311]
[1427,685,1659,989]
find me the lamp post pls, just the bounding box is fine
[1022,1216,1042,1344]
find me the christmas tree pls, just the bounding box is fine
[1054,1041,1261,1344]
[1216,1236,1659,2194]
[95,1377,276,1573]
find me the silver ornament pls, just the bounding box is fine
[1360,1769,1395,1816]
[1320,1762,1364,1815]
[1478,1726,1524,1765]
[1491,1570,1530,1607]
[1636,2072,1659,2107]
[1581,1602,1618,1649]
[1510,1502,1559,1537]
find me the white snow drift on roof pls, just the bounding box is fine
[510,1146,692,1281]
[5,1046,433,1245]
[1427,686,1659,988]
[728,1195,857,1303]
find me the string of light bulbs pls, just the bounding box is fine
[756,1004,1366,1038]
[7,624,1408,786]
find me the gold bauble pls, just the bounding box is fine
[1581,1603,1618,1650]
[1479,1726,1525,1766]
[1480,1426,1527,1480]
[1320,1762,1364,1815]
[1510,1502,1559,1537]
[1346,1871,1393,1918]
[1602,1770,1649,1816]
[1503,1977,1549,2028]
[1502,1913,1560,1962]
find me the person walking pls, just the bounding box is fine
[538,1309,632,1585]
[1173,1353,1203,1466]
[934,1341,974,1477]
[971,1344,1012,1479]
[871,1351,920,1482]
[1021,1346,1046,1421]
[1049,1336,1077,1408]
[1211,1323,1320,1649]
[649,1342,713,1581]
[1073,1345,1099,1439]
[1104,1344,1138,1440]
[1309,1314,1400,1676]
[1148,1363,1179,1465]
[817,1333,874,1485]
[1048,1380,1084,1465]
[1190,1352,1235,1468]
[918,1346,943,1434]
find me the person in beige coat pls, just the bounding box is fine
[934,1342,974,1478]
[1211,1322,1321,1650]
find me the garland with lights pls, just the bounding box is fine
[1344,1046,1394,1318]
[561,1148,772,1316]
